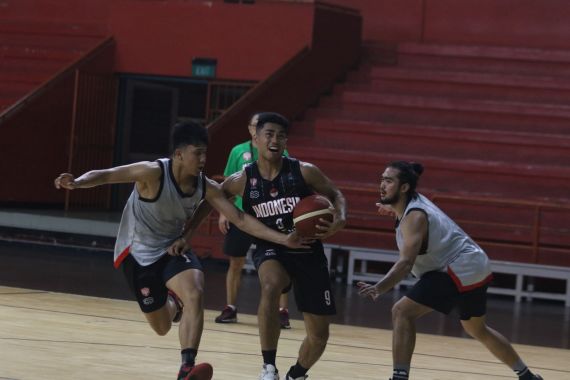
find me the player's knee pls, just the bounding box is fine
[391,302,413,322]
[462,322,487,340]
[308,329,329,349]
[150,320,171,336]
[260,280,285,298]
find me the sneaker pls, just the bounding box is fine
[532,375,543,380]
[259,364,279,380]
[286,372,308,380]
[279,308,291,329]
[177,362,213,380]
[215,305,237,323]
[168,290,183,323]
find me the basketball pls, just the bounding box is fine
[293,194,334,237]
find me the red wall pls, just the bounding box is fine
[423,0,570,49]
[109,1,315,80]
[326,0,424,42]
[328,0,570,49]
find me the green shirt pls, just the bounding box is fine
[224,140,289,210]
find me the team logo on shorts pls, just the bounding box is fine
[264,249,277,257]
[270,187,278,198]
[140,287,151,297]
[243,152,252,161]
[142,297,154,305]
[250,190,260,199]
[250,178,258,187]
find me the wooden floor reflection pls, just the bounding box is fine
[0,286,568,380]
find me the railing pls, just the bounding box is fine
[0,36,115,124]
[206,80,255,123]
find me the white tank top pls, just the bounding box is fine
[396,194,492,291]
[113,158,205,267]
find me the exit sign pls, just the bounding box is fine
[192,58,217,78]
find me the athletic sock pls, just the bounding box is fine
[181,348,197,366]
[262,349,277,366]
[512,359,535,380]
[288,361,309,378]
[392,367,409,380]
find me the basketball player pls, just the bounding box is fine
[53,122,309,380]
[215,113,291,329]
[222,112,347,380]
[357,161,543,380]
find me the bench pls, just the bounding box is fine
[345,247,570,307]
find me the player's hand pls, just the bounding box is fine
[167,238,188,256]
[218,213,230,235]
[376,203,396,217]
[314,207,346,240]
[356,281,382,301]
[283,231,314,249]
[54,173,78,190]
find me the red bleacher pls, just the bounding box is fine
[0,5,109,112]
[287,41,570,267]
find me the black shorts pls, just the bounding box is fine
[121,251,203,313]
[253,242,336,316]
[223,223,254,257]
[406,271,487,320]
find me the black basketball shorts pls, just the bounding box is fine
[121,251,203,313]
[253,242,336,316]
[223,223,255,258]
[406,270,488,320]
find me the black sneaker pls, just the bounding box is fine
[279,308,291,329]
[177,362,213,380]
[168,290,183,323]
[214,305,237,323]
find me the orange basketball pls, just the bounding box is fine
[293,194,334,237]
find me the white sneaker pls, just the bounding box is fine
[259,364,279,380]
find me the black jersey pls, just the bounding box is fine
[243,157,320,251]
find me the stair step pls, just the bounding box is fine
[289,120,570,166]
[394,42,570,76]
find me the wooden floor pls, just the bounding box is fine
[0,286,568,380]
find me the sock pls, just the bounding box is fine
[512,359,535,380]
[288,361,308,378]
[181,348,197,366]
[262,349,277,366]
[392,366,409,380]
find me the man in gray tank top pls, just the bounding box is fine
[54,121,309,380]
[357,161,542,380]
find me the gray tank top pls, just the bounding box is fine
[396,193,492,291]
[114,158,205,267]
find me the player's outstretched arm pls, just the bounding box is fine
[54,161,161,190]
[206,176,309,249]
[357,210,425,300]
[300,161,347,239]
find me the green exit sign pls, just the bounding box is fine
[192,58,217,78]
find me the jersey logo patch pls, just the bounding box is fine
[140,287,150,297]
[250,190,260,199]
[270,187,278,198]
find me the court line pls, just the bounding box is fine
[0,303,567,375]
[0,337,515,378]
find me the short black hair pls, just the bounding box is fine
[171,121,209,152]
[255,112,289,133]
[388,161,424,198]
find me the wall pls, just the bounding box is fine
[204,2,362,175]
[109,1,315,80]
[328,0,570,49]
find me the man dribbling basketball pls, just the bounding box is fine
[222,112,347,380]
[54,122,309,380]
